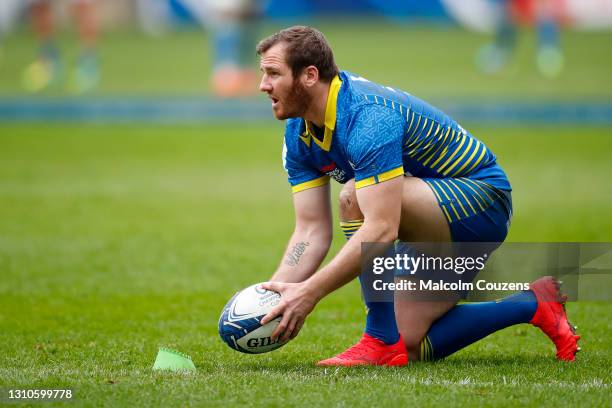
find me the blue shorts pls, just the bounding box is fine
[424,175,512,243]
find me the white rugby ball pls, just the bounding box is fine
[218,283,287,354]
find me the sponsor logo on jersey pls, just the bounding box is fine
[320,162,348,183]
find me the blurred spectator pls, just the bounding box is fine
[135,0,264,97]
[476,0,564,77]
[203,0,264,97]
[22,0,100,93]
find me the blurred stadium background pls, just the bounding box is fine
[1,0,610,406]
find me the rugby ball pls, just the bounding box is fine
[218,283,287,354]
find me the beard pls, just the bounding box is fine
[277,78,313,120]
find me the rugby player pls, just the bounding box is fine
[23,0,100,93]
[258,26,579,366]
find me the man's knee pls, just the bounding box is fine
[338,186,356,213]
[338,180,363,220]
[398,326,427,357]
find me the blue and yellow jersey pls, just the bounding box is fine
[283,71,513,239]
[283,71,511,197]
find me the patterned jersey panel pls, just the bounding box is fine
[344,104,406,186]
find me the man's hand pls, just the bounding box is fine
[260,281,321,342]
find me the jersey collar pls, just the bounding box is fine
[300,75,342,152]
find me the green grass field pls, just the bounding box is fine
[1,123,610,406]
[1,19,611,407]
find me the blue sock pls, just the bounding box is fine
[212,23,241,67]
[341,220,399,345]
[420,290,538,361]
[358,275,400,344]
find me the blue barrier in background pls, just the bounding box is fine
[168,0,449,20]
[1,98,611,125]
[264,0,447,18]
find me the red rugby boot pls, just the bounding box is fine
[530,276,581,361]
[317,334,408,367]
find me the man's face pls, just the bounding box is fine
[259,43,312,120]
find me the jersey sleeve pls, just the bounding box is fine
[346,104,405,189]
[282,130,329,194]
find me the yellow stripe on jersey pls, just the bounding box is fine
[427,180,444,202]
[462,143,488,175]
[378,166,405,182]
[406,111,415,133]
[430,129,457,168]
[443,137,474,176]
[427,181,453,222]
[431,123,442,139]
[473,179,508,204]
[436,132,468,173]
[355,166,404,189]
[420,127,452,164]
[299,133,311,147]
[406,114,422,142]
[291,175,330,193]
[302,75,341,152]
[449,179,477,215]
[405,116,424,147]
[355,177,376,189]
[440,179,469,217]
[407,120,435,155]
[409,122,440,157]
[435,181,461,220]
[417,125,446,162]
[467,179,495,202]
[455,178,487,211]
[449,140,481,177]
[422,120,435,140]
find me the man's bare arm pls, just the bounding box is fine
[270,183,333,283]
[305,177,402,298]
[262,176,404,340]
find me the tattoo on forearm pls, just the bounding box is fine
[284,242,310,266]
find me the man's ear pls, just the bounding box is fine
[302,66,319,88]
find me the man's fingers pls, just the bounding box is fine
[261,281,282,293]
[261,303,283,325]
[281,317,297,343]
[271,313,291,340]
[289,319,304,340]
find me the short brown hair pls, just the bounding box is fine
[256,26,339,83]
